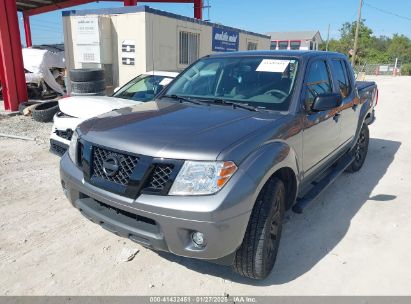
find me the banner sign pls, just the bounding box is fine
[212,27,239,52]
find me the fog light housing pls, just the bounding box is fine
[192,231,205,247]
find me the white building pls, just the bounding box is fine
[62,6,270,88]
[266,31,323,51]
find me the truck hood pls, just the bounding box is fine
[79,100,279,161]
[59,96,141,119]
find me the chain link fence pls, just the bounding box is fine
[354,63,402,76]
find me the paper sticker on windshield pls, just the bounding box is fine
[159,77,173,86]
[256,59,290,72]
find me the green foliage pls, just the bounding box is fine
[325,20,411,68]
[401,63,411,76]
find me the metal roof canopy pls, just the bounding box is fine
[0,0,203,111]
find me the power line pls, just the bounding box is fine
[364,1,411,21]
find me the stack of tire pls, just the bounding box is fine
[69,68,106,96]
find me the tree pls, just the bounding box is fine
[388,34,411,64]
[322,20,411,68]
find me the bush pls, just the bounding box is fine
[401,63,411,75]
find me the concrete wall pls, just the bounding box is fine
[111,12,147,86]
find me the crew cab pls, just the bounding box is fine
[50,71,178,155]
[60,51,377,279]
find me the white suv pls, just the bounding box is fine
[50,71,178,155]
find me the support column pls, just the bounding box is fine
[194,0,202,19]
[0,0,28,111]
[23,13,32,47]
[124,0,138,6]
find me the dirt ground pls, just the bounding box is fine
[1,76,411,295]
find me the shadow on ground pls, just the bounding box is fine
[156,138,401,285]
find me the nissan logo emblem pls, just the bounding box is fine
[102,155,119,177]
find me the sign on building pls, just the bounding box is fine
[74,16,101,63]
[212,27,239,52]
[121,40,136,65]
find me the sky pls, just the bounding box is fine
[18,0,411,46]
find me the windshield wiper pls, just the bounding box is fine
[210,98,259,112]
[161,94,204,105]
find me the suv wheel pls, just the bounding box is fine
[232,176,285,279]
[346,124,369,173]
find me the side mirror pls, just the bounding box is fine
[311,93,341,111]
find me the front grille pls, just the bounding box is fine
[55,129,73,140]
[92,146,139,186]
[50,141,67,156]
[148,164,174,191]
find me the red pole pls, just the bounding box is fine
[194,0,202,19]
[0,0,28,111]
[23,13,32,47]
[124,0,138,6]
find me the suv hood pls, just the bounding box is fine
[79,100,279,161]
[59,96,141,119]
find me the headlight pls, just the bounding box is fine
[169,161,237,195]
[68,130,79,163]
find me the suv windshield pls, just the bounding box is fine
[164,56,299,111]
[113,75,174,101]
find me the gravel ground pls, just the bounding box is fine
[0,102,52,146]
[0,77,411,295]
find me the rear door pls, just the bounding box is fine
[330,59,359,146]
[301,58,341,175]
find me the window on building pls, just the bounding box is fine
[331,59,352,98]
[179,31,200,65]
[290,41,301,50]
[270,41,277,50]
[305,60,332,110]
[247,41,258,50]
[278,41,288,50]
[309,41,314,50]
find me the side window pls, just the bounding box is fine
[331,59,352,98]
[305,60,332,110]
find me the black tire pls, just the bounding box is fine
[18,101,41,115]
[70,91,106,97]
[31,100,59,122]
[69,69,105,82]
[233,177,285,279]
[346,124,370,173]
[71,80,105,94]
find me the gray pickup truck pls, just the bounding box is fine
[60,51,377,279]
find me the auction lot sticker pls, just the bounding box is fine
[256,59,290,72]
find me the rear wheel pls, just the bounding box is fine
[346,124,369,173]
[232,177,285,279]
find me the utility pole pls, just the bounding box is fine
[326,24,330,51]
[351,0,363,66]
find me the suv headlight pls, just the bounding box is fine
[169,161,237,195]
[68,130,79,163]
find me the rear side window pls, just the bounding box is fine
[331,59,352,98]
[305,60,332,110]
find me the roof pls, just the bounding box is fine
[16,0,68,11]
[62,5,270,39]
[266,31,323,42]
[207,50,344,59]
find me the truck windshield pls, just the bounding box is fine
[164,56,299,111]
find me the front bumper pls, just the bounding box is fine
[60,153,254,263]
[50,112,83,156]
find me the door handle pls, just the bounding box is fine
[333,112,340,122]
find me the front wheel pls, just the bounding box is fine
[346,124,369,173]
[232,177,285,279]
